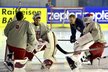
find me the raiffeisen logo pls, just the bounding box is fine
[85,10,108,22]
[48,10,82,22]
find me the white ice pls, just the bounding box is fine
[0,28,108,72]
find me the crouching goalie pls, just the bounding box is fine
[4,11,38,71]
[27,13,57,69]
[66,13,106,70]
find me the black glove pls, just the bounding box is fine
[70,36,76,43]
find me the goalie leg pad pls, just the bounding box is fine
[44,31,57,62]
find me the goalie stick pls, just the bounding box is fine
[56,44,108,54]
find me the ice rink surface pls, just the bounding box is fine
[0,28,108,72]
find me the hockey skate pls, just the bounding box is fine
[4,47,14,72]
[4,53,14,71]
[80,52,93,65]
[66,56,77,70]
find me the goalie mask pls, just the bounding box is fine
[33,13,41,20]
[83,13,93,25]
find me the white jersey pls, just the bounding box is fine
[32,22,57,62]
[83,22,105,43]
[4,20,38,51]
[32,23,50,41]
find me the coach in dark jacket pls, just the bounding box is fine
[69,14,85,43]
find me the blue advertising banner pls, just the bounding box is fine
[47,7,108,24]
[85,7,108,24]
[47,7,83,24]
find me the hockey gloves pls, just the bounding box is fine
[70,35,76,43]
